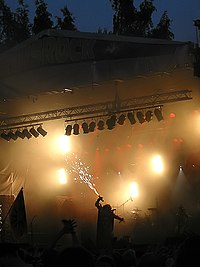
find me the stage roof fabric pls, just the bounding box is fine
[0,29,193,102]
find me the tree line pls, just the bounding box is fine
[0,0,174,52]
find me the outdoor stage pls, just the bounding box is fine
[0,30,200,245]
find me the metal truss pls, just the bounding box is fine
[0,89,192,130]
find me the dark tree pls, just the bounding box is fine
[109,0,174,39]
[55,5,77,31]
[137,0,156,37]
[0,0,16,48]
[32,0,53,34]
[110,0,137,35]
[151,11,174,40]
[14,0,31,42]
[97,27,111,34]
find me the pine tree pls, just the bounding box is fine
[151,11,174,40]
[109,0,174,39]
[110,0,137,35]
[0,0,16,48]
[55,5,77,31]
[137,0,156,37]
[32,0,53,34]
[97,27,111,34]
[14,0,31,42]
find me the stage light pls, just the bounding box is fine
[65,125,72,136]
[29,127,39,138]
[82,122,89,134]
[127,112,136,125]
[58,168,67,184]
[73,123,79,135]
[151,155,164,174]
[0,132,10,141]
[117,114,126,125]
[106,115,117,130]
[145,110,153,122]
[22,129,32,139]
[154,108,164,121]
[15,129,25,139]
[58,135,71,154]
[97,120,104,130]
[7,131,18,141]
[89,121,96,132]
[130,182,139,199]
[169,112,176,118]
[136,111,145,124]
[37,126,47,136]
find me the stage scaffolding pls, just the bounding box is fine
[0,89,192,131]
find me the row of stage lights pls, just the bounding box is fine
[0,125,47,141]
[65,108,164,136]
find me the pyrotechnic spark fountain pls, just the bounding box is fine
[65,152,100,196]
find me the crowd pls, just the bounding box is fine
[0,196,200,266]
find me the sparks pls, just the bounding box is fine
[65,152,99,196]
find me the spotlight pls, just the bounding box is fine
[127,112,136,125]
[7,131,18,140]
[106,115,117,130]
[22,129,32,139]
[73,123,79,135]
[0,132,10,141]
[154,108,164,121]
[29,127,39,138]
[65,125,72,136]
[15,129,25,139]
[37,126,48,136]
[136,111,145,124]
[97,120,104,130]
[82,122,89,134]
[117,114,126,125]
[89,121,96,132]
[145,110,153,122]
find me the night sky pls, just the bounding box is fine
[5,0,200,42]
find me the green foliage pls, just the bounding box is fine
[137,0,156,36]
[151,11,174,40]
[0,0,175,51]
[0,0,16,48]
[0,0,31,51]
[32,0,53,34]
[111,0,138,35]
[55,5,77,31]
[97,27,112,34]
[0,0,79,50]
[14,0,31,42]
[110,0,174,39]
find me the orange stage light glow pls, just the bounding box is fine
[169,112,176,118]
[58,135,71,154]
[130,181,139,199]
[58,168,67,184]
[151,155,164,174]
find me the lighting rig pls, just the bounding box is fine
[0,89,192,141]
[64,106,164,136]
[0,124,47,141]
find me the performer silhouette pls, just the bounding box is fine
[176,205,189,235]
[95,195,124,250]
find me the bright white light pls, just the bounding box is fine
[58,168,67,184]
[130,181,139,199]
[58,135,71,154]
[151,155,164,174]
